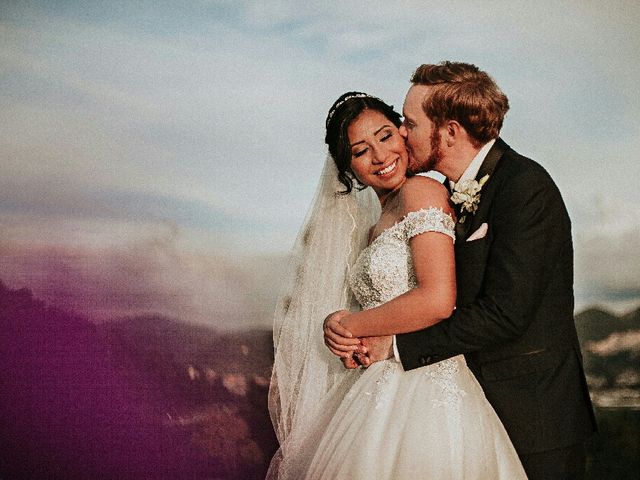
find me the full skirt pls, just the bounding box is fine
[304,356,527,479]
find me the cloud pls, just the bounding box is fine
[572,196,640,313]
[0,231,274,330]
[1,7,341,227]
[0,181,267,234]
[588,331,640,356]
[1,0,639,262]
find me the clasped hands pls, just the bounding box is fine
[323,310,393,369]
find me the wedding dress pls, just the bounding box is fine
[303,207,527,480]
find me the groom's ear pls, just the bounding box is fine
[445,120,475,149]
[444,120,461,147]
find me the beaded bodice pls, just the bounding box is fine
[349,207,455,310]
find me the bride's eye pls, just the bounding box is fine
[380,132,392,142]
[352,148,367,158]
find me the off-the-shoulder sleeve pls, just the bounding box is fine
[403,207,455,242]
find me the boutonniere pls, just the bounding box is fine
[450,174,489,224]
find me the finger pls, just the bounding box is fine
[324,337,366,353]
[328,345,355,358]
[323,310,349,328]
[355,354,371,367]
[355,343,368,354]
[341,357,358,369]
[326,321,354,338]
[324,333,359,348]
[352,355,365,368]
[331,336,367,355]
[324,329,361,346]
[325,336,359,352]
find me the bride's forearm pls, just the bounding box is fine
[341,287,455,337]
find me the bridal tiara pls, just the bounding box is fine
[326,93,379,126]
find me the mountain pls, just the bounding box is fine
[98,315,274,410]
[574,307,640,406]
[0,282,244,479]
[622,307,640,326]
[97,315,278,478]
[575,307,640,343]
[100,315,273,376]
[2,279,639,478]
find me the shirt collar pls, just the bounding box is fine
[449,138,496,189]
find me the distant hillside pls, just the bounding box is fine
[98,315,274,411]
[101,315,273,376]
[0,282,273,479]
[3,279,639,478]
[574,307,640,406]
[575,307,640,342]
[0,281,211,479]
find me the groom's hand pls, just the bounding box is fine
[323,310,365,359]
[358,336,393,367]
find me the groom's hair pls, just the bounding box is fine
[411,62,509,145]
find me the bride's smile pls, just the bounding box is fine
[375,159,398,176]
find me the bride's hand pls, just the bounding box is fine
[323,310,365,358]
[341,355,360,369]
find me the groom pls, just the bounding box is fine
[326,62,596,479]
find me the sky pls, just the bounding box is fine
[1,1,640,327]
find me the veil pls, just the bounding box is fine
[267,154,380,479]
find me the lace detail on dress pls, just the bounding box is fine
[404,208,455,241]
[426,358,467,409]
[363,361,397,409]
[349,207,455,310]
[346,206,460,410]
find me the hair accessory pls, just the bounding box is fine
[326,93,374,127]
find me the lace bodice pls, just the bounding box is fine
[349,207,455,310]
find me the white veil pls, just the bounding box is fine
[267,154,380,479]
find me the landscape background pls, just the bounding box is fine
[1,1,639,479]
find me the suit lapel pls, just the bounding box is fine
[455,138,508,242]
[476,138,506,183]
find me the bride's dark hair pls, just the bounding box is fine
[325,92,402,194]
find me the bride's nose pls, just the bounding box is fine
[370,145,386,164]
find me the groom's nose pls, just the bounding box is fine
[399,124,408,138]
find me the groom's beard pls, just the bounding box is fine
[408,129,443,174]
[426,129,443,172]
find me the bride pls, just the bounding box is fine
[267,92,527,479]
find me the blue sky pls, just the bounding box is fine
[2,1,640,324]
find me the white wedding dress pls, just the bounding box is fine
[303,207,527,479]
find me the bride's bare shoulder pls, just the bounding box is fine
[399,175,452,214]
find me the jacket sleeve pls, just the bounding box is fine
[396,163,571,370]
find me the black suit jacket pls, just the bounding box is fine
[396,138,596,455]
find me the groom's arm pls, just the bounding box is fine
[396,161,571,370]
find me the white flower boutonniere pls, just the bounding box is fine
[450,174,490,224]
